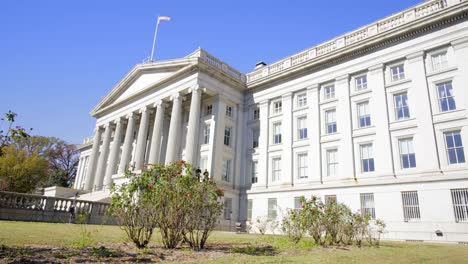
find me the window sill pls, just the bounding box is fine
[320,98,339,105]
[385,78,411,88]
[350,88,372,97]
[426,66,458,78]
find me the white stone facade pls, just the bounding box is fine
[73,0,468,240]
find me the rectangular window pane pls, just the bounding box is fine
[399,138,416,169]
[357,102,371,128]
[394,93,410,120]
[252,128,259,148]
[251,161,258,183]
[268,198,277,219]
[356,75,367,91]
[298,117,308,140]
[391,65,405,81]
[273,123,282,144]
[298,154,308,179]
[204,124,210,144]
[224,127,232,146]
[324,85,335,100]
[247,199,253,221]
[294,197,302,210]
[360,144,375,172]
[360,193,376,219]
[401,191,421,222]
[326,149,338,177]
[272,158,281,182]
[432,52,448,71]
[325,109,337,134]
[437,82,456,112]
[325,195,337,204]
[297,93,307,107]
[445,131,465,165]
[224,198,232,220]
[222,160,231,182]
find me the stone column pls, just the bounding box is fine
[103,119,123,190]
[134,107,150,170]
[148,101,166,165]
[258,100,269,188]
[84,127,102,191]
[74,157,83,189]
[165,93,182,163]
[118,113,136,174]
[185,86,202,164]
[308,85,321,183]
[94,123,112,190]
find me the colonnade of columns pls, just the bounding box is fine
[83,86,203,191]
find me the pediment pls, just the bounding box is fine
[91,57,197,116]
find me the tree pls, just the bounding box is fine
[0,111,31,156]
[0,144,49,193]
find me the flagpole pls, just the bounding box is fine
[150,18,161,62]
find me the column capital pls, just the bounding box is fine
[170,93,182,101]
[153,100,167,108]
[125,112,135,119]
[139,106,149,114]
[112,117,123,125]
[188,84,203,94]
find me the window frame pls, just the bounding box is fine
[272,157,282,182]
[297,153,308,179]
[224,127,232,147]
[360,143,375,173]
[323,85,336,100]
[203,124,210,144]
[326,148,339,177]
[431,51,448,71]
[225,105,233,118]
[273,100,282,114]
[360,193,376,219]
[355,75,368,91]
[399,138,416,169]
[325,109,337,134]
[437,81,456,112]
[268,198,278,220]
[222,159,231,182]
[390,64,405,82]
[401,191,421,222]
[357,101,371,128]
[297,93,308,107]
[444,131,465,165]
[394,92,410,120]
[273,122,282,144]
[206,104,213,115]
[451,188,468,223]
[251,160,258,184]
[297,116,308,140]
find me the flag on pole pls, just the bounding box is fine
[158,16,171,22]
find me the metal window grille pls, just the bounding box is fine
[325,195,337,204]
[401,191,421,222]
[360,193,376,219]
[268,198,277,219]
[451,188,468,222]
[224,198,232,220]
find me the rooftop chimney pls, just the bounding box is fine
[255,61,267,70]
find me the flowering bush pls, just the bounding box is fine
[109,161,224,250]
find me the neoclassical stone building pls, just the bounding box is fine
[69,0,468,241]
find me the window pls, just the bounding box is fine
[391,64,405,81]
[222,159,231,182]
[325,195,337,204]
[357,101,371,128]
[273,123,282,144]
[247,199,253,221]
[273,101,282,114]
[297,153,308,179]
[297,117,308,140]
[251,161,258,183]
[399,138,416,169]
[360,193,376,219]
[200,156,208,172]
[206,104,212,115]
[325,109,337,134]
[252,128,259,148]
[437,82,456,112]
[225,106,233,117]
[268,198,277,219]
[297,93,307,107]
[451,188,468,222]
[224,127,232,146]
[294,197,302,210]
[272,158,281,182]
[445,131,465,164]
[203,124,210,144]
[431,52,448,71]
[224,198,232,220]
[253,108,260,120]
[324,85,335,100]
[356,75,368,91]
[401,191,421,222]
[360,144,375,172]
[394,93,410,120]
[326,149,339,177]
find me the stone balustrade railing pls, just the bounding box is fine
[246,0,464,83]
[0,191,113,224]
[198,49,247,83]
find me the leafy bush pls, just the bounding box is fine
[281,196,385,247]
[110,161,224,250]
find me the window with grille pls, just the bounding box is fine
[327,149,339,177]
[247,199,253,221]
[451,188,468,222]
[224,127,232,146]
[206,104,212,115]
[391,65,405,81]
[226,105,233,117]
[437,82,456,112]
[325,109,337,134]
[297,117,308,140]
[297,153,308,179]
[324,85,335,100]
[401,191,421,222]
[268,198,277,219]
[360,144,375,172]
[297,93,307,107]
[399,138,416,169]
[272,158,281,182]
[356,75,368,91]
[203,124,210,144]
[224,198,232,220]
[357,101,371,128]
[325,195,337,204]
[394,93,410,120]
[252,128,259,148]
[251,161,258,183]
[273,101,282,114]
[222,159,231,182]
[273,123,282,144]
[431,52,448,71]
[360,193,376,219]
[253,108,260,120]
[445,131,465,165]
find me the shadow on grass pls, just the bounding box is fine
[229,245,278,256]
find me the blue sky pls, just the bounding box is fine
[0,0,421,144]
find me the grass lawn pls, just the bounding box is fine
[0,220,467,263]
